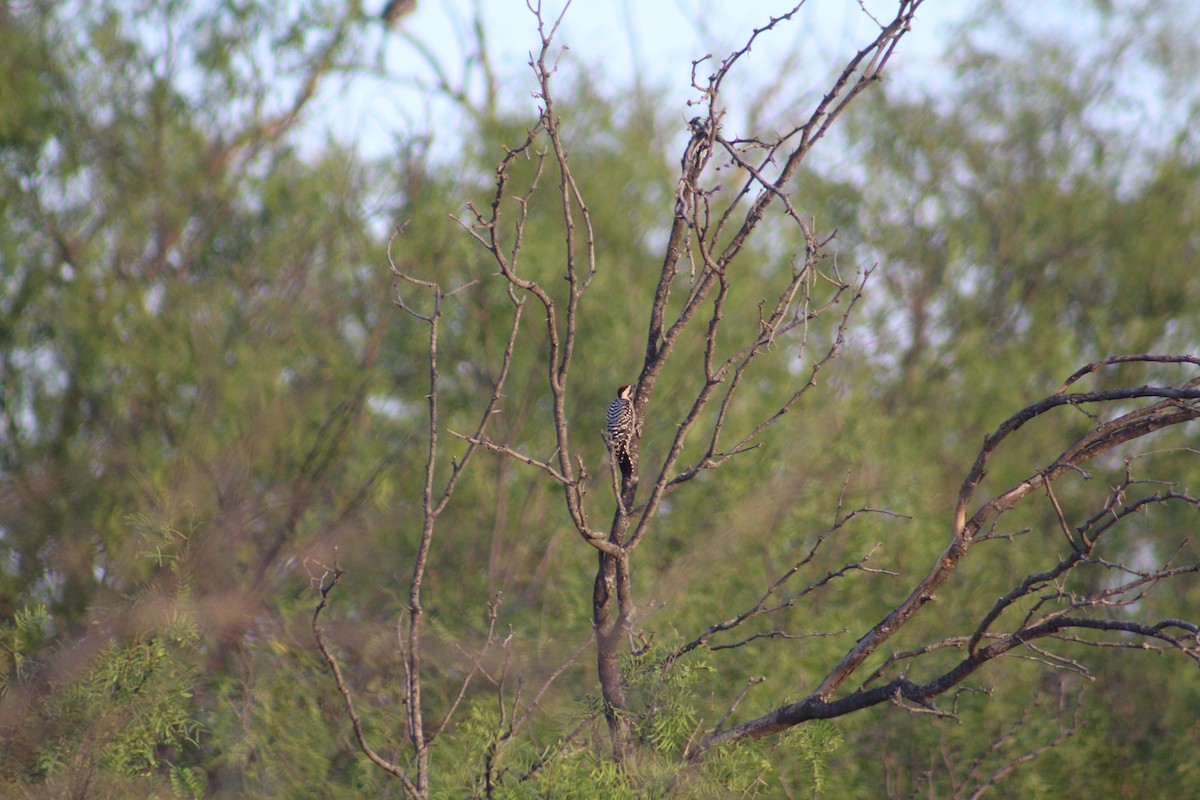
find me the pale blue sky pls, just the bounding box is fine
[323,1,969,160]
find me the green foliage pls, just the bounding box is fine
[624,645,706,757]
[0,604,49,694]
[1,617,203,796]
[169,763,208,799]
[780,721,843,795]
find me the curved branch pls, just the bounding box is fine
[811,380,1200,702]
[696,613,1196,756]
[680,361,1200,761]
[312,567,419,796]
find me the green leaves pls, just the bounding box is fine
[781,721,843,794]
[7,619,203,793]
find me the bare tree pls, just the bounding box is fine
[313,0,1200,794]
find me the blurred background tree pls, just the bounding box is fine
[1,0,1198,797]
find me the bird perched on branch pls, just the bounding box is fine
[381,0,416,26]
[606,384,636,477]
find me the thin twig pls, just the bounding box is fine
[311,564,419,796]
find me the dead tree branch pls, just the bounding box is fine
[685,362,1200,757]
[311,563,420,797]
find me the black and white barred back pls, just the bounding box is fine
[606,384,635,475]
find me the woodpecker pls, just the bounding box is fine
[606,384,636,476]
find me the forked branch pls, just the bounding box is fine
[688,359,1200,757]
